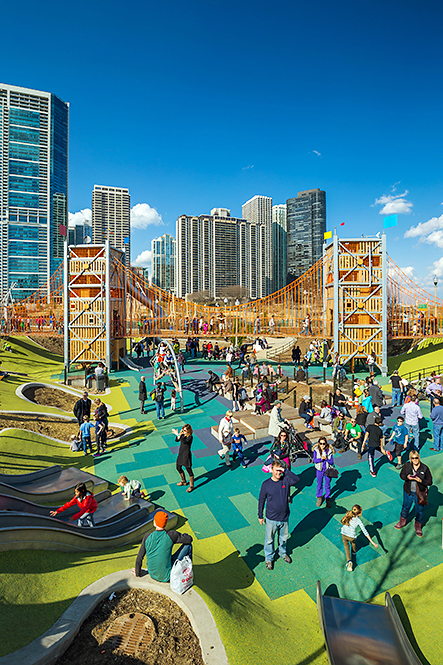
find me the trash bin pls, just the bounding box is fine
[96,375,106,392]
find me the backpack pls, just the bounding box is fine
[239,387,248,400]
[150,389,156,401]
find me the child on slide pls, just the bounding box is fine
[118,475,149,500]
[49,482,97,527]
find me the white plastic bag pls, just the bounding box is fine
[170,556,193,595]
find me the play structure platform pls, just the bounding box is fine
[317,582,422,664]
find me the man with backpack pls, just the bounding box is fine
[152,382,167,420]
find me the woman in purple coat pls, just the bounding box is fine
[313,437,336,508]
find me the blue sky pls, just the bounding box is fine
[2,0,443,293]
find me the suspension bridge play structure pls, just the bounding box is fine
[1,233,442,377]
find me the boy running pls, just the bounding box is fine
[232,427,248,468]
[387,415,409,469]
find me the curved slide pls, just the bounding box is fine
[316,581,422,665]
[0,466,109,503]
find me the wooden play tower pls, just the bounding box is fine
[63,241,126,373]
[324,233,387,374]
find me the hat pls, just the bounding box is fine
[304,395,310,400]
[154,511,168,529]
[274,400,282,405]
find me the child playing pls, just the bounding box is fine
[49,482,97,527]
[340,504,379,572]
[94,412,107,458]
[70,433,81,452]
[312,437,335,508]
[232,427,247,468]
[118,475,147,500]
[170,389,177,411]
[387,415,409,469]
[80,415,94,455]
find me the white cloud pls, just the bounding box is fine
[133,249,152,268]
[404,215,443,249]
[373,190,413,215]
[242,165,254,170]
[68,208,92,227]
[430,256,443,279]
[131,203,163,229]
[400,266,416,280]
[312,150,321,157]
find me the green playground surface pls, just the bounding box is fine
[1,336,443,664]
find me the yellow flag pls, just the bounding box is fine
[324,231,332,239]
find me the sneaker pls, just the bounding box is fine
[242,464,247,468]
[386,451,393,462]
[326,498,332,508]
[370,472,376,477]
[316,497,323,507]
[93,453,100,458]
[346,561,353,572]
[282,554,292,564]
[395,463,402,469]
[357,454,362,460]
[266,561,274,570]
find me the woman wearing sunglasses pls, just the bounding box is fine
[395,451,432,537]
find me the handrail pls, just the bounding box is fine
[401,363,443,383]
[266,337,296,360]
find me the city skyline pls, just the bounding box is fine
[1,0,443,295]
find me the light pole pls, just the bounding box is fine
[234,298,240,346]
[434,275,438,326]
[223,297,228,338]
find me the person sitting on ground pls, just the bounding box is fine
[313,400,333,428]
[343,416,363,457]
[299,395,314,429]
[206,370,221,393]
[132,511,193,581]
[332,412,347,449]
[332,388,351,417]
[295,365,306,382]
[50,482,97,527]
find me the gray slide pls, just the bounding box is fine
[317,581,422,665]
[0,507,177,553]
[0,465,109,503]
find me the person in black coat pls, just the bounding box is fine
[74,392,91,425]
[139,376,148,414]
[395,451,433,537]
[172,424,194,492]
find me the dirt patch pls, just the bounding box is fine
[23,386,77,412]
[0,414,118,443]
[55,589,204,665]
[28,335,64,356]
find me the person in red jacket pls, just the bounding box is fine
[49,482,98,527]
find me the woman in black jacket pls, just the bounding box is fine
[172,424,194,493]
[394,451,432,537]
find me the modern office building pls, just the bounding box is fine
[68,222,92,246]
[286,189,326,281]
[176,210,265,299]
[272,204,287,291]
[0,83,69,300]
[92,185,131,268]
[151,233,176,293]
[242,195,273,294]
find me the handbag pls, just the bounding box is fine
[416,486,428,506]
[325,466,339,478]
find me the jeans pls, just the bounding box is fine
[82,437,93,455]
[264,518,289,561]
[392,388,402,407]
[433,424,443,451]
[300,412,312,425]
[401,490,424,523]
[406,423,420,450]
[155,400,165,418]
[171,542,193,565]
[78,512,95,527]
[338,405,351,417]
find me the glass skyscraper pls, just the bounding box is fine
[0,83,69,300]
[286,189,326,281]
[151,233,176,293]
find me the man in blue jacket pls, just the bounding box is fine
[258,460,299,570]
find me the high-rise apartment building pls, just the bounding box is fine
[242,195,272,294]
[272,204,287,291]
[68,222,92,246]
[176,210,265,299]
[286,189,326,281]
[0,83,69,299]
[151,233,176,293]
[92,185,131,268]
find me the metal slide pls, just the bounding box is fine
[0,466,109,503]
[317,581,422,665]
[0,507,177,553]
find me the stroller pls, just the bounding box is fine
[267,423,314,467]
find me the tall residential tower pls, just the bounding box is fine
[241,195,272,294]
[0,83,69,299]
[92,185,131,268]
[151,233,176,293]
[272,204,287,291]
[286,189,326,281]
